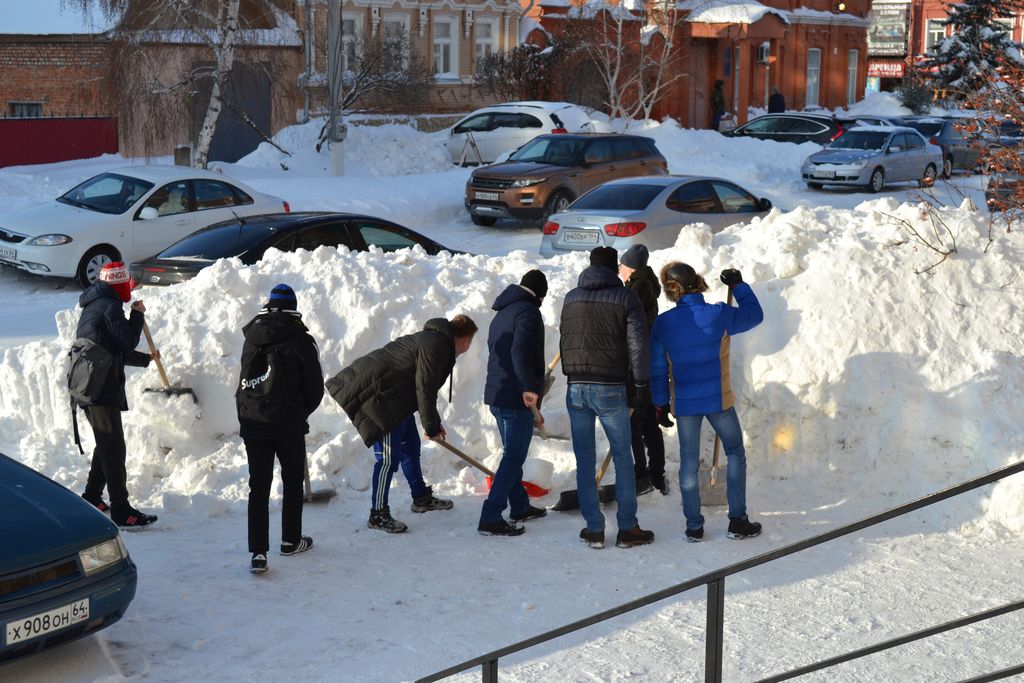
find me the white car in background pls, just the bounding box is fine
[0,166,288,287]
[446,101,594,165]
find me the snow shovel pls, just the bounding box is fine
[550,448,616,511]
[531,405,570,442]
[435,438,550,498]
[303,456,336,503]
[141,319,198,403]
[541,351,561,397]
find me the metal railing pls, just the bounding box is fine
[417,459,1024,683]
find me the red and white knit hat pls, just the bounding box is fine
[99,261,131,285]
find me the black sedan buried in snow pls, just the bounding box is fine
[130,212,464,286]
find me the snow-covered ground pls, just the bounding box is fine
[2,114,1023,682]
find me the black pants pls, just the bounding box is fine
[244,434,306,554]
[630,404,665,481]
[83,405,129,508]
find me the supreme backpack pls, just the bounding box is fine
[235,343,294,424]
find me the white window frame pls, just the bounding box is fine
[847,49,858,106]
[926,19,946,51]
[432,15,459,80]
[475,17,499,70]
[995,17,1015,40]
[382,13,410,70]
[341,14,363,73]
[806,48,821,108]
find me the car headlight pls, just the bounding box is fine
[511,178,547,188]
[26,234,73,246]
[79,535,128,576]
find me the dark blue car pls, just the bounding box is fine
[0,452,137,664]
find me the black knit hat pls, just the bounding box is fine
[589,246,619,272]
[620,244,649,269]
[267,283,297,311]
[519,269,548,299]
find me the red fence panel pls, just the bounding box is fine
[0,117,118,168]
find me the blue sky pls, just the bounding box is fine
[4,1,114,34]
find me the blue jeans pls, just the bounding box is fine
[677,406,747,530]
[566,383,638,532]
[371,415,429,511]
[480,406,533,523]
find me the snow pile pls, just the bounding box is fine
[837,92,913,118]
[2,195,1024,531]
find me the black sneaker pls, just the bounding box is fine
[82,494,110,514]
[113,507,158,530]
[615,526,655,548]
[579,528,605,549]
[368,507,408,533]
[727,517,762,540]
[410,487,454,513]
[510,505,547,522]
[280,535,313,556]
[250,553,268,575]
[478,520,525,536]
[685,527,704,543]
[635,475,655,496]
[651,475,669,495]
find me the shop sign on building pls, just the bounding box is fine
[867,61,905,78]
[868,2,910,56]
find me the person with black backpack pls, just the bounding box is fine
[237,284,324,575]
[72,261,159,529]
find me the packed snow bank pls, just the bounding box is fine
[3,195,1024,531]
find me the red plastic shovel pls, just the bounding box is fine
[436,438,550,498]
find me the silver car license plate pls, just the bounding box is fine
[0,246,15,261]
[562,230,599,245]
[5,598,89,645]
[813,169,835,179]
[475,192,499,201]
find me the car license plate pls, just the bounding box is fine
[562,230,599,245]
[0,246,15,261]
[813,170,835,179]
[5,598,89,645]
[475,192,500,201]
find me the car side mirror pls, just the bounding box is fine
[139,207,159,220]
[758,197,773,211]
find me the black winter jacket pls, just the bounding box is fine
[326,318,456,446]
[237,310,324,439]
[624,265,660,329]
[768,92,786,113]
[484,285,544,409]
[559,265,650,385]
[74,282,150,410]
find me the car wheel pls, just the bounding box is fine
[543,190,573,221]
[471,214,497,227]
[869,167,885,193]
[942,157,953,178]
[76,246,118,289]
[807,182,823,190]
[921,164,938,188]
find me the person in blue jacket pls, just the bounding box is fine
[479,270,550,536]
[650,262,764,542]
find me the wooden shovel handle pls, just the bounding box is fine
[141,319,171,389]
[547,351,561,371]
[596,449,613,485]
[709,288,734,488]
[436,439,495,477]
[529,405,549,440]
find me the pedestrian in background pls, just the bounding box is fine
[768,86,786,114]
[711,79,728,131]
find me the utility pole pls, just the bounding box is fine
[326,0,346,175]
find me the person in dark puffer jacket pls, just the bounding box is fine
[619,244,668,496]
[479,270,549,537]
[560,246,654,550]
[650,262,764,542]
[74,261,158,529]
[326,315,478,533]
[237,284,324,575]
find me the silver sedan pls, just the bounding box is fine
[801,126,943,192]
[538,176,773,257]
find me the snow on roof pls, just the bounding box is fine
[519,16,547,44]
[3,0,115,35]
[133,27,302,47]
[679,0,789,25]
[784,5,870,27]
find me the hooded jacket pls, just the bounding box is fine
[326,318,456,446]
[237,310,324,439]
[484,284,544,409]
[559,265,649,386]
[624,265,661,329]
[73,282,150,410]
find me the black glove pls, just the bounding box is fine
[632,383,652,408]
[720,269,743,287]
[655,405,674,428]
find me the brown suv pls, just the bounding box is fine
[465,133,669,226]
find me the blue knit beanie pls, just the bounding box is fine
[267,283,297,311]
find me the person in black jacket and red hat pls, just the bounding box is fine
[326,315,478,533]
[74,261,159,529]
[237,284,324,575]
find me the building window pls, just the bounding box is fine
[433,17,458,78]
[926,19,946,51]
[806,48,821,108]
[341,15,361,72]
[382,14,409,70]
[9,102,42,117]
[995,17,1015,40]
[475,19,498,70]
[847,49,858,105]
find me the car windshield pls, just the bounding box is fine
[828,131,889,151]
[508,138,587,166]
[571,184,665,211]
[903,121,943,137]
[158,223,277,260]
[57,173,154,214]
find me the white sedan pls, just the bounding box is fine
[0,166,288,287]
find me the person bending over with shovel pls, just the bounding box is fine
[326,315,478,533]
[479,270,550,537]
[650,263,763,542]
[560,247,654,550]
[74,262,159,529]
[236,284,324,575]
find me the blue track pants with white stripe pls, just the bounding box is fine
[371,414,429,511]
